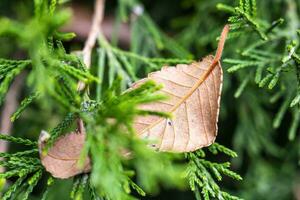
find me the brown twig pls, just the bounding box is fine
[77,0,106,91]
[39,0,107,145]
[63,4,130,46]
[75,0,106,133]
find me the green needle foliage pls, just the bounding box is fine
[186,143,242,200]
[0,134,42,200]
[219,0,300,141]
[3,0,300,199]
[0,0,241,200]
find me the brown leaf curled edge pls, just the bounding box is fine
[38,25,229,178]
[39,130,91,179]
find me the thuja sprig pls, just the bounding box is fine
[97,32,193,90]
[0,135,43,200]
[186,144,242,200]
[0,61,30,103]
[218,0,300,142]
[0,0,99,111]
[43,112,77,152]
[0,134,37,146]
[70,174,89,200]
[217,0,280,40]
[108,42,193,65]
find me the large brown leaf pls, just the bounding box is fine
[132,25,229,152]
[39,130,91,179]
[38,25,229,179]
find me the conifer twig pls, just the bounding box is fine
[75,0,106,138]
[77,0,106,91]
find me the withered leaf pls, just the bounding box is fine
[39,131,91,179]
[132,25,229,152]
[38,25,229,179]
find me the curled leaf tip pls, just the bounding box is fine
[214,24,230,64]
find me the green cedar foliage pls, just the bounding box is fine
[7,0,300,199]
[0,0,241,200]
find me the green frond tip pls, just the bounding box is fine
[234,76,250,98]
[11,92,40,122]
[2,176,25,200]
[273,97,291,129]
[28,169,43,185]
[290,94,300,107]
[70,175,89,200]
[216,3,235,13]
[0,134,37,146]
[221,0,268,41]
[221,191,243,200]
[259,74,272,88]
[288,111,300,141]
[109,44,193,65]
[0,58,31,65]
[209,143,238,158]
[22,170,43,200]
[224,58,261,73]
[0,149,38,158]
[129,179,146,196]
[0,61,29,104]
[266,18,284,33]
[45,112,76,150]
[268,73,280,89]
[186,143,241,200]
[0,177,5,190]
[54,31,76,41]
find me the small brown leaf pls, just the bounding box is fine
[39,130,91,179]
[132,25,229,152]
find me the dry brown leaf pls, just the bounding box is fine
[38,130,91,179]
[38,25,229,179]
[132,25,229,152]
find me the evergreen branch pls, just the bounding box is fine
[22,169,43,200]
[0,134,37,146]
[45,112,76,149]
[0,165,40,179]
[0,62,28,104]
[70,174,89,200]
[41,177,55,200]
[57,63,99,83]
[2,176,27,200]
[273,96,291,129]
[209,143,238,158]
[220,0,269,40]
[110,45,193,65]
[0,58,31,65]
[0,149,38,158]
[88,181,104,200]
[186,146,241,200]
[8,157,41,168]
